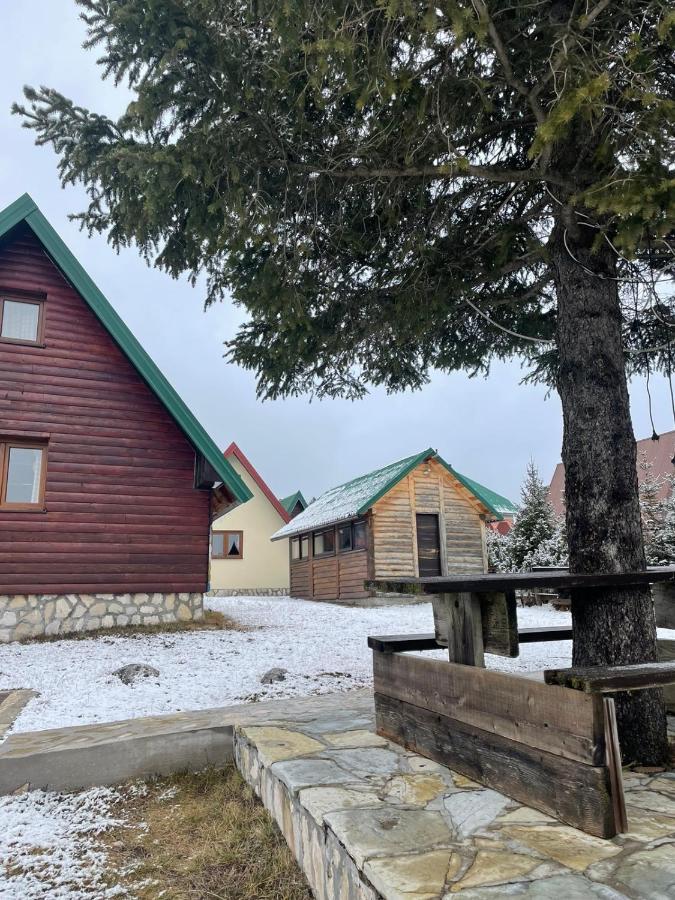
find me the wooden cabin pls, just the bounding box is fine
[0,194,251,641]
[271,449,517,604]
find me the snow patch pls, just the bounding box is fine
[0,785,128,899]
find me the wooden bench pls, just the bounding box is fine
[367,568,675,839]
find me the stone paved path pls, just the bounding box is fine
[0,689,36,742]
[235,695,675,899]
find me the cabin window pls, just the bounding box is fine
[338,525,352,552]
[0,440,47,509]
[338,520,367,553]
[291,535,310,560]
[313,527,335,557]
[212,530,243,559]
[353,520,367,550]
[0,297,44,346]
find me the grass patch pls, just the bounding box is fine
[104,767,311,899]
[23,609,243,643]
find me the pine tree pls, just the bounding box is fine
[486,462,568,573]
[14,0,673,762]
[639,451,666,564]
[648,477,675,565]
[508,462,557,571]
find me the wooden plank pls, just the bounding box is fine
[370,567,675,594]
[544,661,675,693]
[480,590,519,657]
[448,593,484,665]
[603,698,627,834]
[367,634,439,653]
[373,650,604,764]
[433,591,518,657]
[375,692,616,838]
[653,582,675,629]
[366,628,573,653]
[519,625,573,643]
[434,592,484,666]
[658,639,675,714]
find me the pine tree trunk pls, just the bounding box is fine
[551,209,669,766]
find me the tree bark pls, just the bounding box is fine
[551,208,669,766]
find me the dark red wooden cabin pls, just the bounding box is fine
[0,194,250,638]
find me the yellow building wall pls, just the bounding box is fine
[209,456,290,592]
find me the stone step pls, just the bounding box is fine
[0,691,372,795]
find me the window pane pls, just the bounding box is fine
[314,529,335,556]
[2,300,40,342]
[291,538,300,560]
[212,533,225,556]
[301,536,309,558]
[353,521,367,550]
[5,447,43,504]
[227,532,241,557]
[338,526,352,552]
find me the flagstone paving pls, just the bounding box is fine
[234,697,675,900]
[0,689,37,741]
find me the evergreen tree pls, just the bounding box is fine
[14,0,673,762]
[639,451,666,563]
[508,461,557,571]
[523,517,569,570]
[486,462,568,573]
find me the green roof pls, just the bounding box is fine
[272,448,515,540]
[0,193,252,505]
[280,490,308,514]
[453,473,518,517]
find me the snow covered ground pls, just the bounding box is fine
[0,596,579,736]
[0,784,131,899]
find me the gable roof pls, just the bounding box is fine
[0,193,251,506]
[280,490,308,514]
[272,448,515,540]
[223,442,290,522]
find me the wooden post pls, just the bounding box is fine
[653,582,675,629]
[435,592,484,666]
[603,698,627,834]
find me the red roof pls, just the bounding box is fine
[223,442,291,524]
[549,429,675,517]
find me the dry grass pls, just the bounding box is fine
[103,767,311,899]
[23,609,243,644]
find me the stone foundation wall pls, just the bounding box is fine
[0,592,204,643]
[207,588,289,597]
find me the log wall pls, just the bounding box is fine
[0,225,211,595]
[371,458,486,579]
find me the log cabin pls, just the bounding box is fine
[271,448,517,604]
[0,194,252,641]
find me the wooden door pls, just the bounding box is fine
[416,513,442,576]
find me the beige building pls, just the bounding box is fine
[210,443,301,595]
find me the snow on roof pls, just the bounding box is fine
[272,450,431,540]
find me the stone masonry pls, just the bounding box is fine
[0,591,203,642]
[235,697,675,899]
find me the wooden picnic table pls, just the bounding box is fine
[367,564,675,596]
[366,566,675,839]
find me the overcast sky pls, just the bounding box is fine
[2,2,674,505]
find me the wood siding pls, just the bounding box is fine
[0,225,211,594]
[372,458,486,578]
[288,522,370,602]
